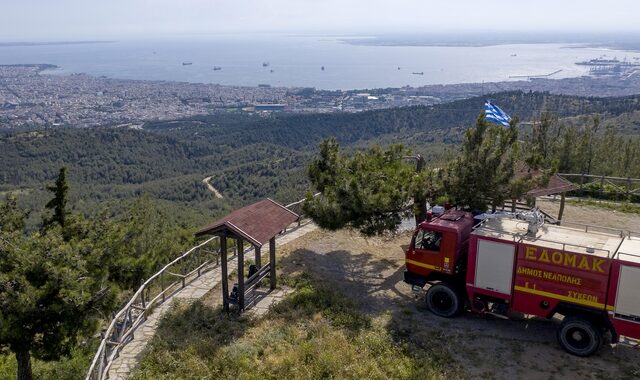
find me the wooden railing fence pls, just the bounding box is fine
[86,196,314,380]
[85,236,224,380]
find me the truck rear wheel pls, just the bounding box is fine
[556,317,602,357]
[426,283,462,318]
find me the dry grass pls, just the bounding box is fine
[131,274,463,380]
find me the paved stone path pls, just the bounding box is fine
[107,222,317,379]
[246,286,294,317]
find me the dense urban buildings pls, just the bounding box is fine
[2,64,640,129]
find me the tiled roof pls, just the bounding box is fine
[195,199,299,247]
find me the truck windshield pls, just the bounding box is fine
[415,229,443,252]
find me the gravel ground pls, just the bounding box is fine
[277,201,640,380]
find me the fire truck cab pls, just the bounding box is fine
[405,210,474,289]
[404,209,640,356]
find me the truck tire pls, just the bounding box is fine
[556,317,602,357]
[426,283,462,318]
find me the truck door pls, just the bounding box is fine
[411,228,445,272]
[474,238,516,295]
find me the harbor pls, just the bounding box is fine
[509,69,563,79]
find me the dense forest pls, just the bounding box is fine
[2,90,640,229]
[0,171,195,379]
[2,90,640,378]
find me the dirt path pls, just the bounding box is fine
[538,197,640,231]
[278,205,640,379]
[202,176,223,199]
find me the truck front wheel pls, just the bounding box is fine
[556,317,602,357]
[426,283,462,318]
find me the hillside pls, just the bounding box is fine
[132,200,640,379]
[2,90,640,228]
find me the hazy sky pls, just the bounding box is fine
[2,0,640,41]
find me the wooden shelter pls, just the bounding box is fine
[513,163,578,222]
[195,199,299,312]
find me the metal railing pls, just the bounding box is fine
[85,236,223,380]
[558,221,628,237]
[500,199,559,224]
[477,217,618,258]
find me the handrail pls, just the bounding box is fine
[475,211,625,253]
[85,235,220,380]
[520,234,614,258]
[558,221,627,236]
[86,196,313,380]
[285,192,321,209]
[477,220,615,257]
[282,192,321,230]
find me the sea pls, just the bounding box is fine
[1,35,640,90]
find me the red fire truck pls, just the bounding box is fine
[404,209,640,356]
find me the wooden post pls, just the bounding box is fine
[160,272,165,302]
[413,155,427,226]
[255,246,261,268]
[237,238,245,313]
[558,193,566,224]
[269,237,276,290]
[140,286,146,309]
[221,234,229,312]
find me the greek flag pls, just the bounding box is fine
[484,100,512,127]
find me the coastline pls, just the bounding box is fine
[0,41,115,47]
[3,62,637,99]
[340,36,640,53]
[2,37,638,90]
[0,63,58,70]
[2,62,640,130]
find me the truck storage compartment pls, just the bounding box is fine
[474,239,516,295]
[615,265,640,319]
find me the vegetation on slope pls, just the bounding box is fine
[0,346,94,380]
[0,172,194,380]
[132,275,462,380]
[2,91,640,377]
[3,91,640,230]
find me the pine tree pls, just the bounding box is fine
[443,113,519,211]
[98,196,192,289]
[0,197,116,380]
[43,167,70,230]
[0,194,29,233]
[303,139,417,236]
